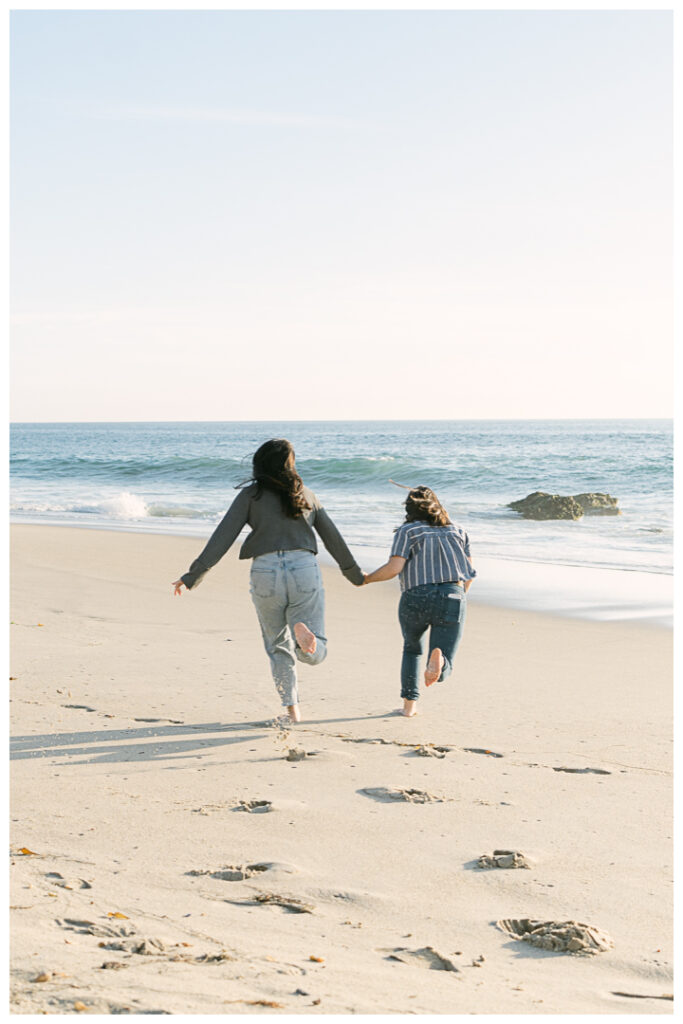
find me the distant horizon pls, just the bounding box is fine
[10,415,673,426]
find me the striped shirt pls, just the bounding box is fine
[390,521,476,593]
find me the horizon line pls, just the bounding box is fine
[9,416,673,425]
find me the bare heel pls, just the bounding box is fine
[425,648,444,687]
[294,622,316,655]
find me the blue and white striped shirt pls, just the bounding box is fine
[390,521,476,593]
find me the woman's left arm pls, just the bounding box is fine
[363,556,406,584]
[312,505,365,585]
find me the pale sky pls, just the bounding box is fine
[10,8,673,421]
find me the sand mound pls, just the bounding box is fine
[477,850,530,869]
[497,918,613,954]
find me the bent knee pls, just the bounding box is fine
[295,643,327,666]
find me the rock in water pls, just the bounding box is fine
[507,492,584,520]
[572,492,621,515]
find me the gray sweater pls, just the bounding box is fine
[181,483,364,590]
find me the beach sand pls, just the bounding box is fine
[10,525,673,1014]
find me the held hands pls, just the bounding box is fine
[172,579,186,596]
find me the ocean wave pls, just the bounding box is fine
[11,493,213,521]
[10,450,673,500]
[9,454,251,482]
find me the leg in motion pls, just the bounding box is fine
[398,588,430,712]
[293,621,317,656]
[285,553,328,668]
[424,648,444,687]
[250,559,299,710]
[426,586,467,687]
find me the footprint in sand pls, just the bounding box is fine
[236,799,273,813]
[102,937,168,955]
[285,747,322,762]
[45,872,92,890]
[235,798,305,813]
[476,850,531,870]
[228,892,315,914]
[496,918,614,954]
[380,946,460,972]
[57,918,136,940]
[412,744,453,758]
[187,862,297,882]
[359,787,448,804]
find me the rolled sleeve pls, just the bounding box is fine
[462,531,476,578]
[390,526,411,560]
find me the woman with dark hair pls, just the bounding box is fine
[172,439,363,723]
[363,486,476,717]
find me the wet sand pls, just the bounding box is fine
[9,525,673,1014]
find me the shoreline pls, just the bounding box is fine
[10,520,673,628]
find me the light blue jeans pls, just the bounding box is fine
[249,549,327,707]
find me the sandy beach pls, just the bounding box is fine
[9,525,673,1015]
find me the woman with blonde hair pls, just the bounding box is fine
[173,439,363,723]
[363,486,475,717]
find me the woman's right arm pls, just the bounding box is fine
[174,488,251,592]
[363,556,406,584]
[362,524,411,585]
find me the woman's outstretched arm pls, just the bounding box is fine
[363,556,406,584]
[173,487,251,593]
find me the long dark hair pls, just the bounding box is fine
[248,439,311,518]
[404,486,451,527]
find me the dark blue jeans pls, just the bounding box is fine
[398,582,467,701]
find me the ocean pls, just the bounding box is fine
[10,419,672,578]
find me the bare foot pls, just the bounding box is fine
[425,648,444,687]
[294,622,316,655]
[402,699,418,717]
[287,704,301,723]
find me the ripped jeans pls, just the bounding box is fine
[249,549,327,707]
[398,582,467,701]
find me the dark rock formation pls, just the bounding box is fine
[572,492,621,516]
[508,491,620,520]
[507,492,584,520]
